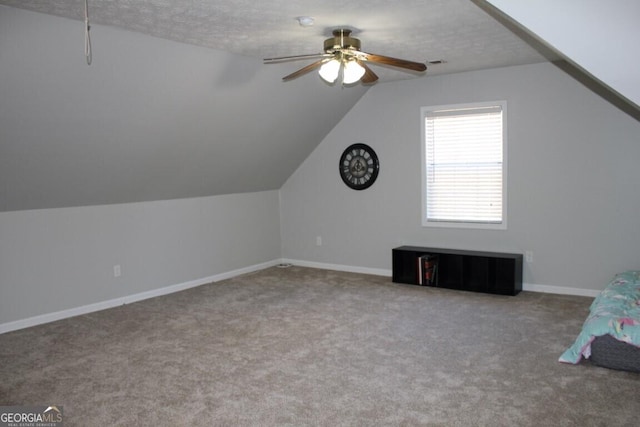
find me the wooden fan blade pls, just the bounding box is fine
[264,53,332,63]
[358,61,378,84]
[282,58,330,81]
[360,52,427,72]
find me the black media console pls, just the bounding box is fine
[392,246,523,296]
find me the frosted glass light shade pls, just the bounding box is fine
[319,60,341,83]
[343,60,365,84]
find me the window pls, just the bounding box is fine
[421,101,507,229]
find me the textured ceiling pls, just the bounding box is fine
[0,0,549,81]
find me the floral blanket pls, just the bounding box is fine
[560,271,640,364]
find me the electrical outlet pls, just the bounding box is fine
[113,264,122,277]
[525,251,534,263]
[316,236,322,246]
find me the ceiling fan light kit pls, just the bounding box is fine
[319,58,366,85]
[342,60,366,84]
[264,28,428,86]
[318,60,341,83]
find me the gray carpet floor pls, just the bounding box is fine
[1,266,638,426]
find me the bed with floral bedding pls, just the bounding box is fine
[560,271,640,372]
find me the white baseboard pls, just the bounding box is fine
[281,258,392,277]
[522,283,600,298]
[0,259,281,335]
[283,258,601,297]
[1,259,600,334]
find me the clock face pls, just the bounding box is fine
[339,143,379,190]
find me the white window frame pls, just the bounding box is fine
[420,101,508,230]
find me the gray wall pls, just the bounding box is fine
[0,6,367,211]
[2,36,639,330]
[0,190,281,325]
[280,62,640,293]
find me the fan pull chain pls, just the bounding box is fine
[339,31,345,87]
[84,0,92,65]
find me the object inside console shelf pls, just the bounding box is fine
[417,254,438,286]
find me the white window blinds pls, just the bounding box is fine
[424,104,505,225]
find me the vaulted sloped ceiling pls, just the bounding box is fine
[0,6,369,211]
[475,0,640,120]
[0,1,550,212]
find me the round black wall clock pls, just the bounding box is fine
[339,143,380,190]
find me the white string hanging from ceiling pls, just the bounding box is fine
[84,0,92,65]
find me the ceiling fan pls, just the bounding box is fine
[264,29,428,85]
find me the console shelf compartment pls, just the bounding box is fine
[392,246,523,296]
